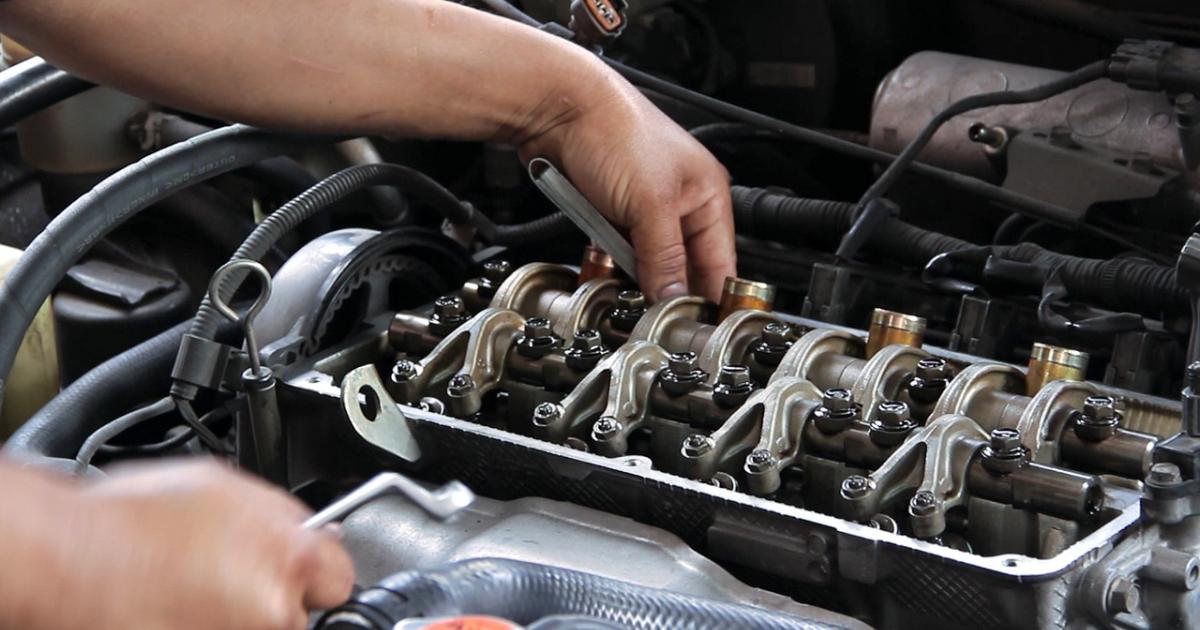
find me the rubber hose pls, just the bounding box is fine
[73,396,176,475]
[997,242,1184,311]
[0,57,92,129]
[477,211,575,246]
[318,559,856,630]
[144,112,320,195]
[731,186,975,266]
[0,124,319,410]
[8,319,182,458]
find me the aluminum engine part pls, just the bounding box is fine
[870,51,1185,187]
[273,261,1197,629]
[338,492,871,630]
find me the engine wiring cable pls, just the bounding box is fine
[470,0,1168,264]
[97,405,231,458]
[73,397,174,475]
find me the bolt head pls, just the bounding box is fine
[745,449,775,473]
[532,402,563,426]
[482,259,512,284]
[717,364,751,387]
[593,416,621,438]
[909,491,939,517]
[841,475,872,500]
[1106,576,1141,615]
[915,357,951,381]
[616,290,646,311]
[761,322,793,346]
[447,374,475,395]
[433,295,466,319]
[524,317,553,340]
[391,359,419,383]
[682,434,714,457]
[876,400,911,427]
[1083,396,1117,422]
[1148,462,1183,485]
[668,351,699,375]
[989,427,1022,453]
[571,328,603,351]
[821,388,855,413]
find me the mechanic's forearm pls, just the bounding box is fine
[0,0,610,144]
[0,462,89,629]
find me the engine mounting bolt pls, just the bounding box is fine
[908,357,953,405]
[390,359,419,384]
[1073,395,1121,442]
[682,434,714,458]
[713,364,754,408]
[446,374,475,397]
[745,449,775,474]
[661,351,706,397]
[564,328,608,371]
[1106,576,1141,616]
[428,295,469,335]
[841,475,873,500]
[909,490,939,517]
[982,427,1029,475]
[593,416,622,439]
[517,316,560,359]
[813,388,860,434]
[868,400,916,447]
[532,402,563,427]
[1148,462,1183,486]
[752,322,796,367]
[610,290,647,332]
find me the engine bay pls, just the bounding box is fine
[4,1,1200,629]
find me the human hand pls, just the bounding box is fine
[517,57,735,302]
[57,460,354,630]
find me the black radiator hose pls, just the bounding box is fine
[317,559,856,630]
[0,57,92,128]
[731,185,975,266]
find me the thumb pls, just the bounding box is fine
[630,211,690,302]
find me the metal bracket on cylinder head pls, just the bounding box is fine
[341,365,422,464]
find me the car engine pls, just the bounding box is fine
[3,1,1200,629]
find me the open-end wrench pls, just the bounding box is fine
[303,472,474,529]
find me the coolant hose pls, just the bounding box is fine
[0,57,92,129]
[0,124,317,412]
[318,559,858,630]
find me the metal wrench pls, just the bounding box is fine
[528,157,638,281]
[303,472,475,529]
